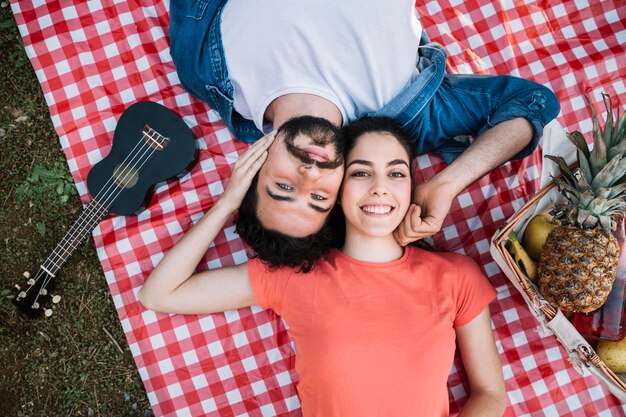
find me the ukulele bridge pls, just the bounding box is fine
[142,125,170,150]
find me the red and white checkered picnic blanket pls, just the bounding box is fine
[11,0,626,415]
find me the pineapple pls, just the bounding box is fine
[539,93,626,313]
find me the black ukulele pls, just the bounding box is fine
[14,101,196,318]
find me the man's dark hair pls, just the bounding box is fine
[235,115,344,272]
[236,175,344,272]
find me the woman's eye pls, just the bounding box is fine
[350,171,369,177]
[390,171,407,178]
[277,183,293,191]
[311,193,327,201]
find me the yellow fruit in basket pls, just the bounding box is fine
[507,231,538,282]
[597,338,626,373]
[522,213,557,261]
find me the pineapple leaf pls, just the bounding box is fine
[609,183,626,199]
[587,96,607,176]
[614,111,626,145]
[584,214,600,228]
[602,93,614,148]
[589,196,608,212]
[597,187,611,198]
[590,134,607,177]
[546,155,577,187]
[573,189,596,209]
[611,157,626,185]
[568,131,590,160]
[577,169,592,191]
[611,158,626,186]
[577,208,592,227]
[591,153,621,189]
[554,177,580,204]
[586,95,604,145]
[607,141,626,161]
[599,214,612,230]
[577,149,593,186]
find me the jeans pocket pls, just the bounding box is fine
[186,0,209,20]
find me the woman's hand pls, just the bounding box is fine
[221,131,276,209]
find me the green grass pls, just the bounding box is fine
[0,4,150,416]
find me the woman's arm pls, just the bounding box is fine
[456,307,507,417]
[138,132,275,314]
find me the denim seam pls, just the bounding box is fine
[396,48,446,128]
[207,4,232,96]
[186,0,208,20]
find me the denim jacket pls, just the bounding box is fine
[170,0,448,142]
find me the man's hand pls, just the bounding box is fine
[394,180,456,245]
[220,131,276,209]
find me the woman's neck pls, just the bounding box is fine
[341,233,404,263]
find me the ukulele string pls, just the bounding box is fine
[34,132,161,303]
[39,133,153,272]
[26,128,165,308]
[30,137,160,308]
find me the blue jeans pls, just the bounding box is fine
[169,0,560,164]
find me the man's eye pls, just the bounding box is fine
[277,183,293,191]
[311,193,327,201]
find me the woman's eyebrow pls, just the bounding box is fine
[346,159,372,167]
[346,159,409,168]
[387,159,409,167]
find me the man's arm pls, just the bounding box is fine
[138,132,275,314]
[395,117,533,244]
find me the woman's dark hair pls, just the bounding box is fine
[236,175,344,272]
[342,116,416,163]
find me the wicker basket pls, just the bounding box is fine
[490,178,626,402]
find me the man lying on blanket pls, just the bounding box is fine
[169,0,560,267]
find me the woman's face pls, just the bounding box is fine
[340,132,412,239]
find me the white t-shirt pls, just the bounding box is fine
[221,0,422,132]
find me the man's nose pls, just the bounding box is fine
[298,164,322,180]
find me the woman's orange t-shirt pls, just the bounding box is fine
[248,246,496,417]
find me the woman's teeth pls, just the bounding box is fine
[361,205,393,214]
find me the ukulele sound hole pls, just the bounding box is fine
[112,163,139,188]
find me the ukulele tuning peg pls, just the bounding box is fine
[15,284,21,291]
[44,309,53,317]
[27,278,35,285]
[23,271,31,279]
[52,295,61,304]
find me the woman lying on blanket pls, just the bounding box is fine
[139,117,506,417]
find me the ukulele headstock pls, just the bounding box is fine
[14,270,59,318]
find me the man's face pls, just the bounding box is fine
[255,131,344,237]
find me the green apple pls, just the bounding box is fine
[522,213,558,261]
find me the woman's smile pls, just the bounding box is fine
[360,204,395,215]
